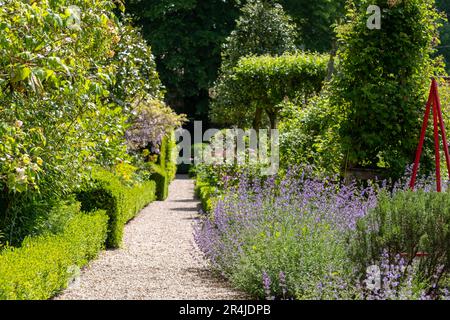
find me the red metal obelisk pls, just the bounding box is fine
[410,78,450,192]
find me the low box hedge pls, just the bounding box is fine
[148,163,169,201]
[76,168,156,248]
[164,132,178,182]
[147,132,177,201]
[0,209,108,300]
[194,179,217,213]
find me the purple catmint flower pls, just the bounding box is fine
[193,165,450,300]
[279,271,287,299]
[262,271,274,300]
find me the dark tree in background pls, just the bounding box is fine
[279,0,345,52]
[124,0,447,125]
[436,0,450,72]
[124,0,241,126]
[124,0,347,125]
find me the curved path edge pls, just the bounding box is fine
[56,175,246,300]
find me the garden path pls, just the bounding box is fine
[56,175,246,300]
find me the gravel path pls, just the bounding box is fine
[56,175,246,300]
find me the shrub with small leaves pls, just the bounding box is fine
[351,190,450,293]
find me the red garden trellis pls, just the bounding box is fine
[409,78,450,192]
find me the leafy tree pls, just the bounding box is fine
[211,53,328,130]
[0,0,180,244]
[124,0,241,123]
[220,0,297,70]
[125,0,350,122]
[332,0,443,176]
[210,0,298,129]
[110,17,185,151]
[279,0,346,52]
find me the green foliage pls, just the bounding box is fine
[110,16,165,104]
[220,0,298,70]
[194,179,216,213]
[124,0,347,121]
[0,122,44,193]
[165,132,178,181]
[351,190,450,286]
[0,1,177,243]
[211,0,299,129]
[76,168,156,248]
[279,91,344,175]
[0,0,129,196]
[211,52,328,129]
[0,210,108,300]
[148,164,169,201]
[33,201,83,236]
[436,0,450,72]
[124,0,241,121]
[143,132,178,201]
[331,0,443,176]
[278,0,346,52]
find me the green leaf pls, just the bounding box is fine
[12,66,31,82]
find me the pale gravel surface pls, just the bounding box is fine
[56,175,247,300]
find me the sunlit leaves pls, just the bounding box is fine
[0,0,133,195]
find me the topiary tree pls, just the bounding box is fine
[220,0,298,70]
[331,0,443,177]
[211,0,298,129]
[211,53,328,129]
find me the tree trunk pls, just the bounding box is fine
[326,39,338,81]
[267,110,278,130]
[253,107,262,131]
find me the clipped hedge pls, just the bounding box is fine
[0,210,108,300]
[194,179,217,213]
[211,52,329,128]
[165,132,178,182]
[234,53,329,101]
[148,132,177,201]
[77,168,156,248]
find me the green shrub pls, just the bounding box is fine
[211,0,299,129]
[331,0,442,176]
[0,1,179,246]
[211,52,328,129]
[279,92,344,175]
[157,132,177,182]
[351,190,450,286]
[148,164,169,201]
[139,132,177,202]
[165,132,178,182]
[194,179,217,213]
[33,201,83,236]
[76,168,156,248]
[0,210,108,300]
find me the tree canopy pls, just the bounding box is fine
[210,53,328,129]
[124,0,241,124]
[210,0,300,129]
